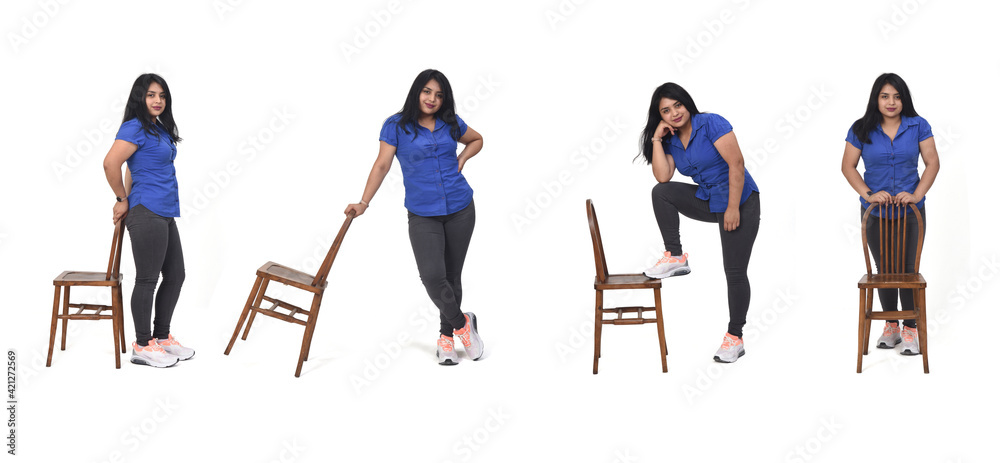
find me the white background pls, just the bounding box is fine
[2,0,998,461]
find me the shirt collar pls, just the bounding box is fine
[878,115,919,138]
[669,113,708,150]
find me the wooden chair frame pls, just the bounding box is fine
[225,211,355,377]
[587,200,667,374]
[47,220,127,368]
[857,202,928,373]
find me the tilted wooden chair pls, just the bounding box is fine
[857,203,928,373]
[587,200,667,374]
[48,219,127,368]
[225,211,355,377]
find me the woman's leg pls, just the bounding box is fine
[441,201,476,336]
[651,182,717,255]
[125,205,170,346]
[151,217,185,340]
[717,192,760,337]
[863,209,905,326]
[408,212,467,337]
[896,207,924,328]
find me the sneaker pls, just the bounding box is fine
[713,332,745,363]
[436,335,459,366]
[156,334,195,360]
[130,340,179,368]
[900,325,920,355]
[876,322,902,349]
[644,251,691,279]
[453,313,484,361]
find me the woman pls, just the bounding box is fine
[638,82,760,363]
[841,73,939,356]
[102,73,195,368]
[345,69,485,366]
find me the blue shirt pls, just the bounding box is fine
[846,115,932,215]
[380,114,473,216]
[115,118,180,217]
[664,113,759,213]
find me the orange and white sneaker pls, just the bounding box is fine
[876,322,902,349]
[713,332,745,363]
[436,335,459,366]
[155,334,195,360]
[644,251,691,279]
[900,326,920,355]
[453,313,484,360]
[130,340,179,368]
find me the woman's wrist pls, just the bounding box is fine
[359,199,369,207]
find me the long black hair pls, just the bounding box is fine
[395,69,462,141]
[122,73,181,143]
[850,73,918,145]
[637,82,700,164]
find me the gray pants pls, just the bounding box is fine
[124,204,185,345]
[407,200,475,337]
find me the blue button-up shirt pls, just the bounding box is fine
[115,118,180,217]
[664,113,759,213]
[846,115,932,215]
[380,114,473,216]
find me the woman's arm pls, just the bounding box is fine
[345,140,397,217]
[102,139,138,224]
[124,167,132,195]
[841,142,890,204]
[713,131,744,232]
[651,120,676,183]
[896,137,940,205]
[457,127,483,172]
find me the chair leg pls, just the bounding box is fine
[60,287,70,350]
[301,293,324,362]
[918,288,929,374]
[653,288,667,373]
[863,289,874,355]
[110,285,121,369]
[225,276,263,355]
[295,294,324,377]
[857,288,866,373]
[117,286,127,353]
[46,286,60,367]
[593,290,602,374]
[242,278,270,341]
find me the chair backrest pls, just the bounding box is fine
[586,199,609,284]
[311,210,356,287]
[105,219,126,280]
[861,203,924,276]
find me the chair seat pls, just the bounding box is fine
[257,262,325,292]
[858,273,926,289]
[595,273,662,290]
[54,271,121,286]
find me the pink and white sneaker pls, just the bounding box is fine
[156,334,195,361]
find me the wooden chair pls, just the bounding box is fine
[225,211,355,377]
[47,220,127,368]
[586,200,667,374]
[857,203,928,373]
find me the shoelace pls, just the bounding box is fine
[438,337,454,352]
[721,335,740,349]
[158,335,180,347]
[901,327,917,342]
[141,342,168,354]
[656,252,680,265]
[882,323,899,336]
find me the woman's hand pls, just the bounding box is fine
[723,207,740,232]
[345,203,368,217]
[113,200,129,224]
[894,191,922,205]
[457,154,468,172]
[655,120,676,140]
[866,190,892,204]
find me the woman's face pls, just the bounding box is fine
[419,79,444,116]
[146,82,166,120]
[877,83,902,120]
[659,97,690,129]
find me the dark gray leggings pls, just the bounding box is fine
[863,206,925,329]
[124,204,185,345]
[408,200,475,337]
[652,182,760,337]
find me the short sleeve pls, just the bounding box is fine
[455,115,468,138]
[379,115,400,147]
[115,119,143,147]
[917,117,933,142]
[845,125,862,150]
[704,113,733,142]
